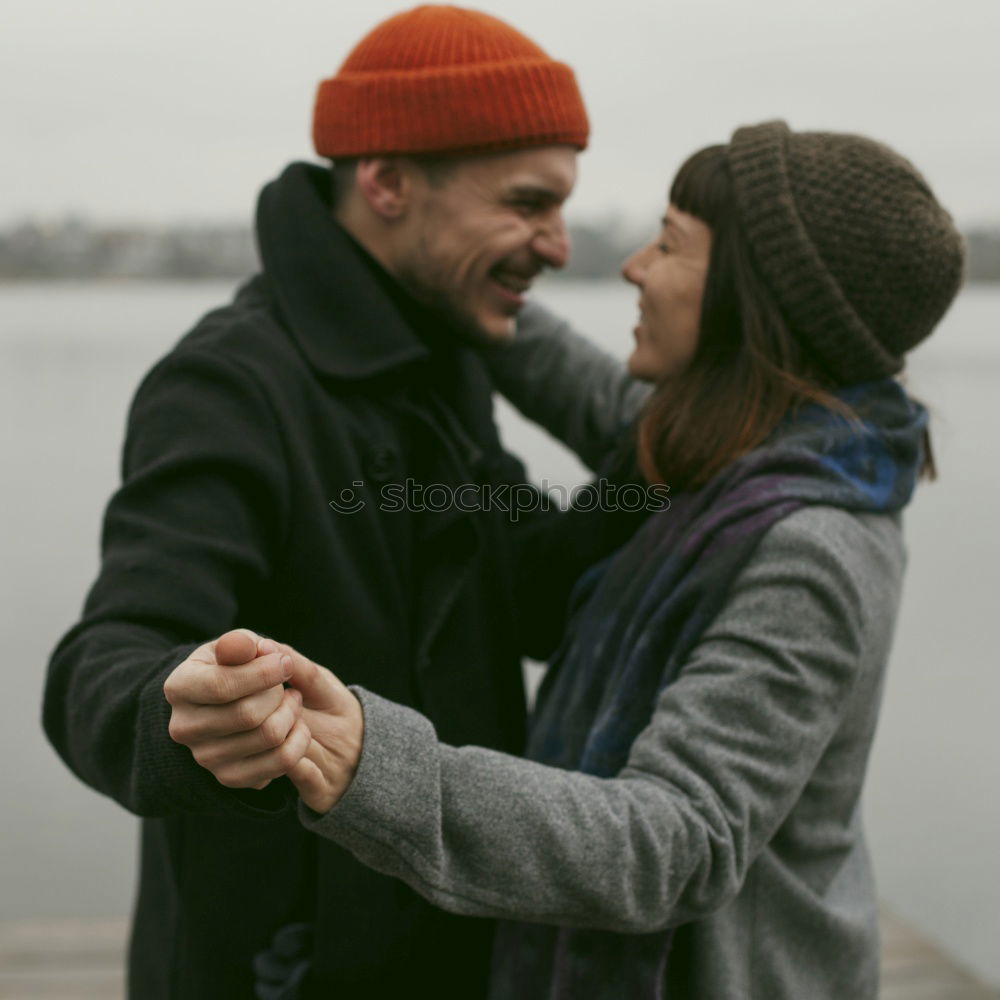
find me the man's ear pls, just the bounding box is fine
[354,158,414,220]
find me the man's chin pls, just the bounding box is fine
[480,316,518,343]
[453,309,517,345]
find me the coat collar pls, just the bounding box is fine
[255,162,519,474]
[256,161,435,380]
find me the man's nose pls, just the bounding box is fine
[532,213,571,269]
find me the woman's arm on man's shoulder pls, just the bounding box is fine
[483,299,651,473]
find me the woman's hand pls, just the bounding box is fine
[264,640,365,815]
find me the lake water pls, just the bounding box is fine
[2,279,998,985]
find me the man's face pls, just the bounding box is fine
[392,146,577,341]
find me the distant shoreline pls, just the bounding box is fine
[2,274,999,286]
[4,220,1000,284]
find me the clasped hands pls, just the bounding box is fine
[164,630,362,813]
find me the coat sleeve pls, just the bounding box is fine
[43,346,293,819]
[299,506,903,932]
[483,299,651,473]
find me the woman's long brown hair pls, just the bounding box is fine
[636,145,935,490]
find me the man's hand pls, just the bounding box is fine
[280,647,365,815]
[164,629,311,790]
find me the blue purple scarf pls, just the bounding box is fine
[490,378,927,1000]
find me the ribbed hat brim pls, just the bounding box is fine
[314,59,589,157]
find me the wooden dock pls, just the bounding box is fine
[0,919,125,999]
[879,910,998,1000]
[0,909,995,998]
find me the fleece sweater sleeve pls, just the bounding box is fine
[299,506,903,932]
[43,346,293,819]
[483,299,651,473]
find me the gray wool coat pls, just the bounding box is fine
[300,301,906,1000]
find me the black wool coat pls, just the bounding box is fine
[43,164,631,999]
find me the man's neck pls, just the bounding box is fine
[332,207,459,356]
[334,201,398,281]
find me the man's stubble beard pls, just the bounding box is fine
[394,237,509,346]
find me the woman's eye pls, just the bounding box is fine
[657,243,670,254]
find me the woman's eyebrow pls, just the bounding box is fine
[662,217,686,243]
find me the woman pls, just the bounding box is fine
[268,121,965,999]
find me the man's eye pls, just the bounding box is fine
[657,243,671,254]
[511,199,543,215]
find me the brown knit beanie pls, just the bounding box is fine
[313,5,589,158]
[726,120,965,384]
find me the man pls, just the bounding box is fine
[43,6,596,998]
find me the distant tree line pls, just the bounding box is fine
[964,229,1000,283]
[1,216,998,283]
[0,218,257,282]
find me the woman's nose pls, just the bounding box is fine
[622,245,649,286]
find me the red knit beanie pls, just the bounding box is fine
[312,5,589,158]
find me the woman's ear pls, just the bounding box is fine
[354,157,413,220]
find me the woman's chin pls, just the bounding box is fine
[626,352,660,383]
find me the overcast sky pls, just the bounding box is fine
[4,0,998,229]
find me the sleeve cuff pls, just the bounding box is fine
[133,645,295,819]
[298,686,440,848]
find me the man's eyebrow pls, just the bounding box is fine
[506,184,562,204]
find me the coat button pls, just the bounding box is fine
[364,444,400,484]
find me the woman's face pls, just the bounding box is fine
[623,204,712,381]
